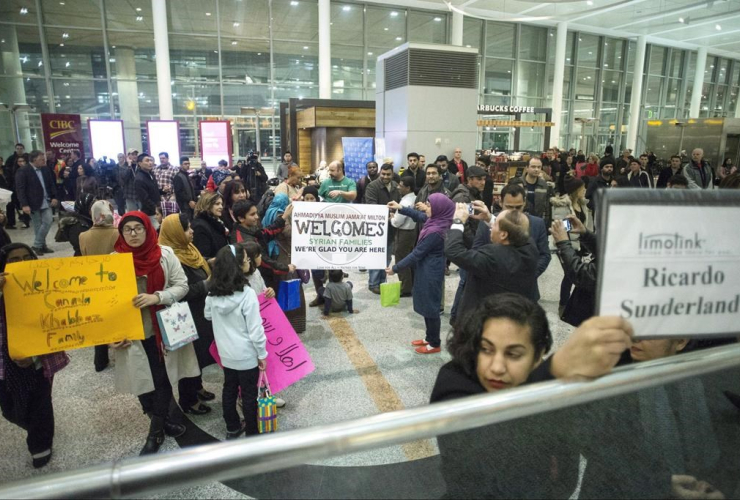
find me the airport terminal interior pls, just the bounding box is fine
[1,0,740,498]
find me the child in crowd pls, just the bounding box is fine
[321,270,358,316]
[240,241,275,300]
[239,241,286,408]
[204,244,267,440]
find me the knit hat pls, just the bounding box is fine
[563,175,585,195]
[477,155,491,167]
[466,165,487,178]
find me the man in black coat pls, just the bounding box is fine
[173,156,196,221]
[445,206,539,319]
[15,150,58,254]
[134,153,161,228]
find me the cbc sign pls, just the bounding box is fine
[477,105,535,113]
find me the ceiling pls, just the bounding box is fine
[368,0,740,59]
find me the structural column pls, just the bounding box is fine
[116,47,143,151]
[152,0,173,119]
[626,35,646,153]
[451,10,463,46]
[690,46,708,118]
[0,26,32,147]
[550,22,567,147]
[318,0,331,99]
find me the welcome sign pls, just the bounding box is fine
[290,201,388,270]
[41,113,83,158]
[596,189,740,338]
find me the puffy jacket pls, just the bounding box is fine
[204,287,267,371]
[683,160,714,189]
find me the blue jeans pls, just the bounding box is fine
[368,238,394,289]
[30,207,53,249]
[450,267,467,321]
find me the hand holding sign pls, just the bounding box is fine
[550,316,634,380]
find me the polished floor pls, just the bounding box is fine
[0,218,575,498]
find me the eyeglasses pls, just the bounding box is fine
[7,255,35,263]
[122,226,146,235]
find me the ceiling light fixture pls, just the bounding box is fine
[395,36,402,41]
[390,11,398,17]
[62,32,69,39]
[343,5,351,11]
[136,15,143,21]
[586,0,593,5]
[433,17,442,21]
[231,40,237,45]
[20,7,28,14]
[233,22,240,27]
[291,0,298,4]
[136,7,142,11]
[715,24,722,30]
[205,12,211,16]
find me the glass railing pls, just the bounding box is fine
[1,343,739,499]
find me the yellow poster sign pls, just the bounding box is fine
[5,253,144,358]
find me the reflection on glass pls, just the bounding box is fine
[408,11,446,44]
[485,22,515,59]
[484,58,513,96]
[46,29,106,79]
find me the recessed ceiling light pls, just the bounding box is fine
[233,22,240,27]
[136,15,143,21]
[433,17,442,21]
[136,7,141,11]
[257,52,261,55]
[59,43,64,47]
[384,27,388,31]
[206,12,211,16]
[678,17,685,23]
[303,46,308,50]
[62,32,69,38]
[290,0,298,4]
[586,0,593,5]
[395,36,402,41]
[231,40,237,45]
[368,52,373,56]
[20,7,28,14]
[343,5,350,11]
[390,11,398,17]
[59,1,65,4]
[715,24,722,30]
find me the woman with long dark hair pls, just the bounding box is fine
[221,180,249,233]
[112,212,199,455]
[0,243,69,468]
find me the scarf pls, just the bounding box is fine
[158,214,211,276]
[262,194,290,257]
[302,185,319,200]
[74,193,96,224]
[114,212,166,352]
[417,193,455,243]
[91,200,114,227]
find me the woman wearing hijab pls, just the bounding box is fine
[158,214,216,415]
[112,212,199,455]
[79,201,120,372]
[387,193,455,354]
[0,243,69,468]
[263,194,306,333]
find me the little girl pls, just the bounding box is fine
[204,244,267,440]
[239,241,287,408]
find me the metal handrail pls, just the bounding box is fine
[2,343,740,499]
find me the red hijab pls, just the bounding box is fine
[115,212,166,350]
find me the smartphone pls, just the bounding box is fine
[467,203,475,215]
[562,219,572,232]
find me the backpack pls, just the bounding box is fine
[257,189,275,218]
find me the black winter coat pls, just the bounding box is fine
[191,212,229,259]
[431,361,578,499]
[134,169,160,216]
[181,265,215,369]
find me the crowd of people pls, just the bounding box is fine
[0,140,738,499]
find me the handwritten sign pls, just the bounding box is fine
[291,201,388,270]
[209,294,315,393]
[5,254,144,358]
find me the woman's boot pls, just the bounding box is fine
[140,415,165,455]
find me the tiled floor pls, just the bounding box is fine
[0,218,575,498]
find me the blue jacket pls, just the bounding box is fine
[392,208,445,318]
